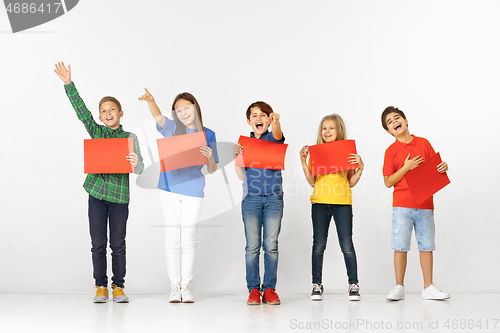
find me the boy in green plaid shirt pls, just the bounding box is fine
[54,62,144,303]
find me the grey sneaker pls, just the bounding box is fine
[112,284,129,303]
[311,283,324,301]
[93,286,108,303]
[422,284,450,300]
[169,284,181,303]
[386,285,405,301]
[181,285,194,303]
[348,283,361,301]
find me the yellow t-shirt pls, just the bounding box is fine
[309,160,352,205]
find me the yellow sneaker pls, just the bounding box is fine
[112,284,129,303]
[93,286,108,303]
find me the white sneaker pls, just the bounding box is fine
[181,285,194,303]
[386,285,405,301]
[422,284,450,300]
[169,284,181,303]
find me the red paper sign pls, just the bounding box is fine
[84,138,134,174]
[309,140,358,176]
[235,136,288,170]
[157,131,208,172]
[405,152,451,205]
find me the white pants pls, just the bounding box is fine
[159,190,203,287]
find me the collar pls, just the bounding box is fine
[106,125,124,134]
[250,129,269,138]
[395,134,416,148]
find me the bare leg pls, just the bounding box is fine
[420,251,433,288]
[394,251,407,286]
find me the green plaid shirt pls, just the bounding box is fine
[65,82,144,204]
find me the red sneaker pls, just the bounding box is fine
[262,288,281,305]
[247,288,262,305]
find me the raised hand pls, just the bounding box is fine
[138,88,155,103]
[54,62,72,85]
[437,161,448,173]
[270,113,280,125]
[404,153,423,171]
[300,145,309,164]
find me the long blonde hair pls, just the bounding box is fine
[316,114,347,144]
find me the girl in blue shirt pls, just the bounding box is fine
[139,88,218,303]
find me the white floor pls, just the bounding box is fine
[0,293,498,333]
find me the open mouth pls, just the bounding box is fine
[255,122,263,130]
[182,115,190,121]
[394,124,402,131]
[106,116,114,121]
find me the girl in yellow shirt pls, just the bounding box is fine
[300,114,364,301]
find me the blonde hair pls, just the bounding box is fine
[316,114,347,144]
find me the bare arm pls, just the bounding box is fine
[347,154,364,187]
[384,153,423,188]
[300,145,315,187]
[138,88,166,129]
[233,144,245,181]
[270,113,283,141]
[200,146,217,174]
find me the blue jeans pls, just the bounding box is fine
[311,203,358,285]
[241,193,284,292]
[88,195,129,288]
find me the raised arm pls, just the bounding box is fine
[300,145,315,187]
[54,62,101,138]
[270,113,283,141]
[384,153,423,188]
[138,88,166,129]
[54,61,72,85]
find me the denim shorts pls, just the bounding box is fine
[391,207,435,252]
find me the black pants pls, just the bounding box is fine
[88,195,129,288]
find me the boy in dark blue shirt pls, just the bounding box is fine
[233,101,285,305]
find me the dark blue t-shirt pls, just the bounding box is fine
[243,130,285,196]
[157,116,219,198]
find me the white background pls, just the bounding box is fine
[0,0,499,295]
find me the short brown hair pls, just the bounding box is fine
[99,96,122,112]
[381,106,406,130]
[316,114,347,144]
[246,101,273,120]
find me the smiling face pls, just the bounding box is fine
[98,101,123,129]
[247,107,271,138]
[173,99,196,129]
[321,119,337,143]
[385,112,409,137]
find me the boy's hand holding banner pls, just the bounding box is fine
[309,140,359,176]
[235,136,288,170]
[157,131,208,172]
[405,152,451,204]
[84,138,134,174]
